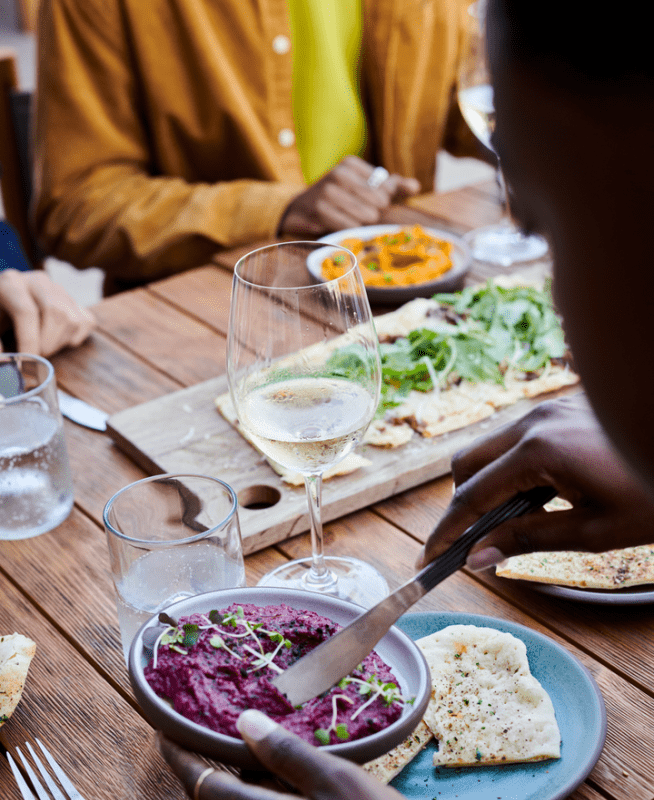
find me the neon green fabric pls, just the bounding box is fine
[288,0,367,184]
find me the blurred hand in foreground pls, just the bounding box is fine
[418,394,654,571]
[0,269,96,357]
[279,156,421,237]
[158,709,402,800]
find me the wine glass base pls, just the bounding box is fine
[257,556,390,608]
[464,220,549,266]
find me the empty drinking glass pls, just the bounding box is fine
[103,473,246,662]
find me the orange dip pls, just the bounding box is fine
[322,225,453,288]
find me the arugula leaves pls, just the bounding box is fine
[326,279,567,415]
[434,279,566,373]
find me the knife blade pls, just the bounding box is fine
[272,485,557,706]
[57,389,109,431]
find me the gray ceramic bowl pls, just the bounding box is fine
[128,587,431,769]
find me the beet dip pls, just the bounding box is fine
[144,603,408,746]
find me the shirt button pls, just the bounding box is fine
[278,128,295,147]
[272,35,291,54]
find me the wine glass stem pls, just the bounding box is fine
[496,159,512,220]
[303,473,337,590]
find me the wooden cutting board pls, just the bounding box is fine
[107,375,578,555]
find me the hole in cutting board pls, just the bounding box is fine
[238,485,282,510]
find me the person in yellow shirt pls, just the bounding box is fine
[34,0,477,291]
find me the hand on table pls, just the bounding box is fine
[278,156,421,237]
[0,269,96,357]
[158,710,403,800]
[418,394,654,571]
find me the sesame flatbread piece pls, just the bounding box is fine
[363,720,434,783]
[417,625,560,767]
[0,633,36,726]
[497,544,654,589]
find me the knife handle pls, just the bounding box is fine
[417,485,557,593]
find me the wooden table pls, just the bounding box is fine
[2,181,652,800]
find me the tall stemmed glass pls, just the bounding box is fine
[457,0,548,265]
[227,241,389,607]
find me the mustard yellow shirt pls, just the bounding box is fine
[34,0,476,284]
[288,0,367,184]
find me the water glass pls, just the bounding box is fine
[103,473,246,662]
[0,353,74,540]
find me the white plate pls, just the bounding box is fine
[307,224,471,305]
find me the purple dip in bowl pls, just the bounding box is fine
[128,587,431,769]
[144,602,404,746]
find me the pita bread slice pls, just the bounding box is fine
[363,720,434,783]
[497,545,654,589]
[0,633,36,726]
[418,625,560,767]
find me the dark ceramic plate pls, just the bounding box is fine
[128,587,431,769]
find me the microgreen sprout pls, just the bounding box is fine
[335,675,410,721]
[209,635,243,660]
[314,694,354,744]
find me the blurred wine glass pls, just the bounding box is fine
[227,241,389,607]
[457,0,548,265]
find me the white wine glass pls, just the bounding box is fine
[227,241,389,607]
[457,0,548,265]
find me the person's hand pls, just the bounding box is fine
[278,156,421,237]
[0,269,96,357]
[418,393,654,571]
[158,710,403,800]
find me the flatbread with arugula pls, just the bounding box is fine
[361,277,578,443]
[0,633,36,726]
[216,278,578,482]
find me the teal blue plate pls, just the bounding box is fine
[392,612,606,800]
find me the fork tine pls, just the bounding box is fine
[6,752,37,800]
[15,746,54,800]
[33,740,86,800]
[24,743,67,800]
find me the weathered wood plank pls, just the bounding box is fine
[92,287,228,384]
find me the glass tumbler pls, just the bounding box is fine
[0,353,74,540]
[103,473,246,662]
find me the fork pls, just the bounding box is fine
[6,739,86,800]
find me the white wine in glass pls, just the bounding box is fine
[458,1,548,265]
[227,241,389,607]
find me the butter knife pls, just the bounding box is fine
[57,389,109,431]
[272,485,557,706]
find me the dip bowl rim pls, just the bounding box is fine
[128,586,431,769]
